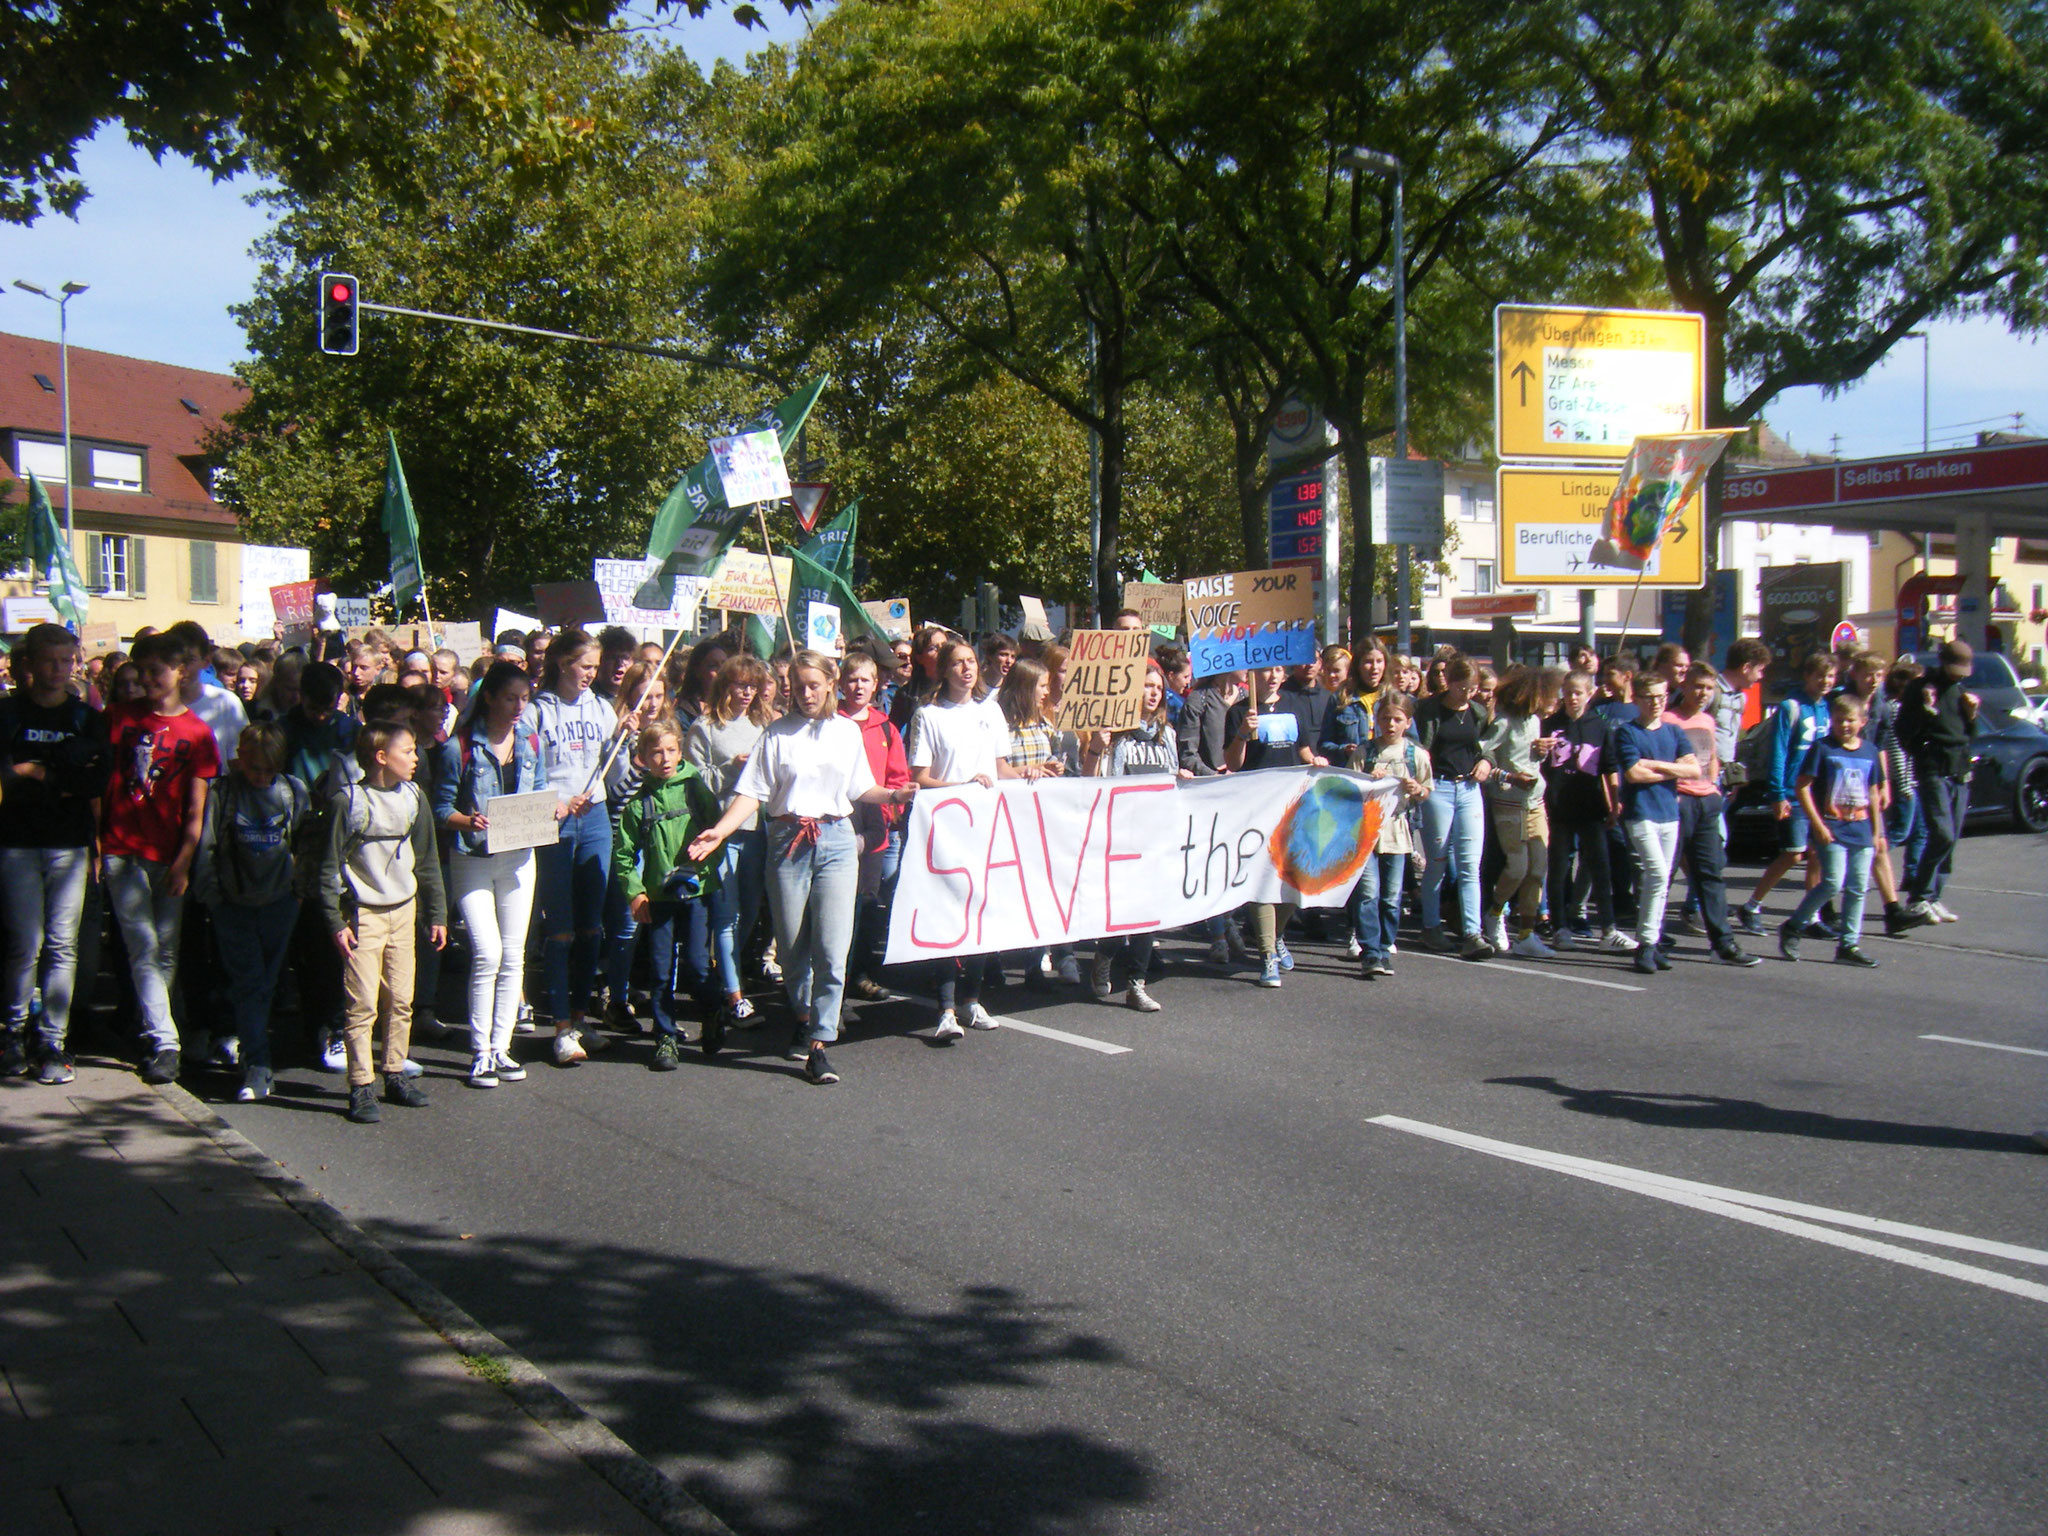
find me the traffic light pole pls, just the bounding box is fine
[356,300,779,380]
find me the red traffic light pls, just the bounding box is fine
[318,271,360,356]
[329,280,353,303]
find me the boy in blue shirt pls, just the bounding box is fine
[1779,695,1887,966]
[1736,651,1835,935]
[1613,675,1701,976]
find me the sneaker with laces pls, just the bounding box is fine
[1509,931,1556,959]
[1550,928,1579,951]
[385,1073,429,1108]
[1930,900,1959,923]
[804,1047,839,1084]
[39,1052,76,1086]
[1598,928,1639,953]
[467,1053,499,1089]
[1459,933,1496,961]
[0,1034,29,1077]
[966,1002,998,1030]
[1125,981,1162,1013]
[1733,903,1766,937]
[1484,911,1510,954]
[1834,944,1879,968]
[728,994,757,1023]
[1091,953,1116,1000]
[1056,954,1082,985]
[578,1025,612,1055]
[234,1064,272,1100]
[1372,957,1395,976]
[851,977,888,1001]
[140,1047,180,1085]
[651,1037,682,1071]
[347,1084,381,1123]
[1275,941,1295,973]
[493,1051,527,1082]
[934,1009,964,1042]
[319,1032,348,1073]
[1632,947,1659,975]
[515,1002,537,1034]
[552,1031,587,1067]
[1714,946,1762,967]
[1257,957,1283,988]
[1342,935,1362,960]
[1898,900,1938,928]
[1777,921,1801,962]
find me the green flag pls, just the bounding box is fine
[381,431,425,612]
[25,474,88,629]
[748,499,861,655]
[787,541,878,650]
[635,377,829,611]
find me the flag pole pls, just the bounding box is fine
[579,618,693,799]
[1613,565,1651,662]
[754,500,798,648]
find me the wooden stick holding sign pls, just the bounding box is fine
[1054,629,1152,733]
[578,620,693,800]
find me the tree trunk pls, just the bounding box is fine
[1094,380,1127,620]
[1344,436,1379,652]
[1236,413,1268,569]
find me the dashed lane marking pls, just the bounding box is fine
[1921,1033,2048,1059]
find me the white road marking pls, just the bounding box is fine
[989,1015,1133,1056]
[1944,884,2048,898]
[1371,1115,2048,1305]
[1921,1033,2048,1059]
[1402,948,1647,993]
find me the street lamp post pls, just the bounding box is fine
[1906,329,1929,575]
[1337,147,1410,653]
[13,279,89,541]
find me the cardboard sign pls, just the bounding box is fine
[1123,582,1185,632]
[1055,629,1152,733]
[862,598,912,639]
[439,621,487,665]
[701,549,791,616]
[484,790,566,854]
[81,621,122,656]
[1184,569,1317,676]
[806,602,844,655]
[531,580,607,628]
[1019,595,1055,642]
[710,428,792,507]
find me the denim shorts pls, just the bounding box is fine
[1779,804,1812,853]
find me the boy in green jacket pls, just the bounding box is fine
[610,720,723,1070]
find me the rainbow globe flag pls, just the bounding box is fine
[1589,430,1744,572]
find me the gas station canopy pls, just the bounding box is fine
[1721,440,2048,536]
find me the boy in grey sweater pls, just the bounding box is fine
[318,721,447,1123]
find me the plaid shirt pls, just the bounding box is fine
[1006,722,1059,772]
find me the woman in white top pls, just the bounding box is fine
[688,651,914,1085]
[528,630,618,1066]
[908,639,1018,1041]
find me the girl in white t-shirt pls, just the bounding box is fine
[909,640,1019,1041]
[688,652,914,1085]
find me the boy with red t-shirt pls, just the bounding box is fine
[102,632,220,1083]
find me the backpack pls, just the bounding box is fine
[634,771,722,898]
[214,772,306,904]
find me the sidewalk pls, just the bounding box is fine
[0,1060,715,1536]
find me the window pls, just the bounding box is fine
[2032,583,2044,612]
[32,373,54,392]
[1422,571,1442,597]
[16,438,65,482]
[90,448,143,491]
[179,397,203,416]
[85,533,144,598]
[190,540,218,604]
[1460,559,1495,595]
[1459,486,1494,522]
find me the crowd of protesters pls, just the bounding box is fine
[0,607,1986,1110]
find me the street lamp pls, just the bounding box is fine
[13,279,89,541]
[1337,146,1410,653]
[1905,329,1929,576]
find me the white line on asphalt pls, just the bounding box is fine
[1370,1116,2048,1304]
[989,1015,1133,1055]
[1921,1033,2048,1059]
[1401,948,1647,993]
[1944,885,2048,898]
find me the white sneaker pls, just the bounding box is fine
[966,1002,998,1030]
[467,1053,499,1089]
[934,1009,965,1041]
[729,994,757,1022]
[1342,935,1362,960]
[1931,900,1959,923]
[493,1051,527,1082]
[1125,982,1162,1013]
[1510,931,1556,959]
[398,1057,424,1078]
[514,1001,537,1035]
[1485,911,1511,954]
[319,1032,347,1073]
[552,1031,587,1066]
[1056,954,1082,985]
[1598,928,1640,953]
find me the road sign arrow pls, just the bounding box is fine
[1510,360,1535,407]
[1669,518,1690,544]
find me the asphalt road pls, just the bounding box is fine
[208,827,2048,1536]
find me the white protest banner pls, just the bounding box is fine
[710,428,792,507]
[1054,629,1151,733]
[240,543,310,641]
[862,598,912,639]
[701,549,791,616]
[884,768,1399,963]
[484,790,565,854]
[594,557,702,629]
[806,601,843,654]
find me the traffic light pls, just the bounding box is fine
[318,272,359,356]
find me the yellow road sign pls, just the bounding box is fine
[1496,466,1706,589]
[1496,305,1706,462]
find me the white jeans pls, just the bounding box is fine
[1625,818,1680,949]
[450,850,537,1058]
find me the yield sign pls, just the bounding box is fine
[789,481,832,534]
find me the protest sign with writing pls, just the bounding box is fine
[885,768,1398,963]
[332,597,372,629]
[1123,581,1185,632]
[439,621,487,664]
[484,790,567,854]
[531,580,607,627]
[710,428,792,508]
[270,580,322,646]
[862,599,912,639]
[1054,629,1151,733]
[702,550,792,616]
[1018,594,1055,641]
[594,558,701,629]
[1184,568,1318,675]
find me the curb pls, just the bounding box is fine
[150,1079,735,1536]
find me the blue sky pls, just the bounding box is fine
[0,4,2039,464]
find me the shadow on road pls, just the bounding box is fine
[1487,1074,2043,1155]
[379,1221,1153,1536]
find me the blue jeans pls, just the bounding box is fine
[765,817,858,1044]
[852,827,904,985]
[103,854,187,1053]
[644,899,717,1039]
[602,867,639,1013]
[535,804,612,1023]
[710,827,767,997]
[1792,839,1875,943]
[1420,778,1486,937]
[0,846,91,1053]
[1354,851,1406,963]
[1907,774,1964,904]
[211,896,300,1070]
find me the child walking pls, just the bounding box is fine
[192,722,310,1102]
[319,721,447,1123]
[1482,667,1562,958]
[1357,695,1432,977]
[1780,695,1888,967]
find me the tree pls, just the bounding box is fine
[0,0,808,223]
